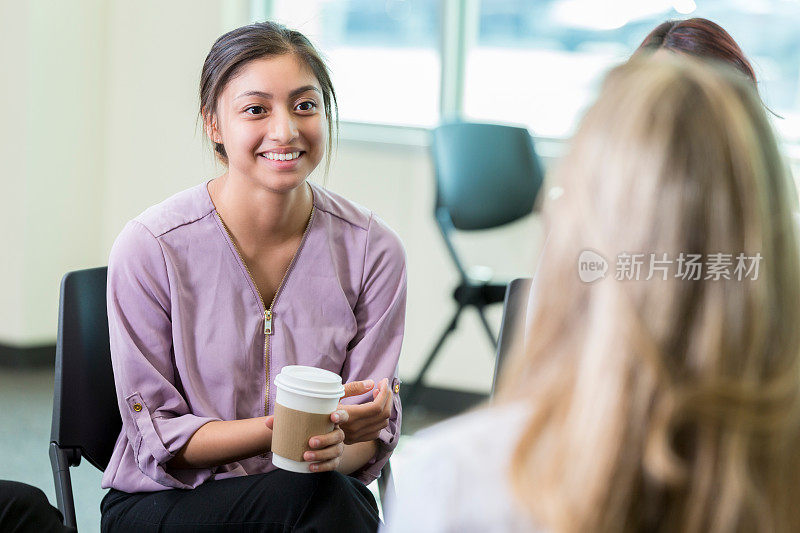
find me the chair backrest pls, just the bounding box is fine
[491,278,533,396]
[432,122,544,231]
[51,266,121,471]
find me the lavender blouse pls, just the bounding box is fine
[100,181,406,493]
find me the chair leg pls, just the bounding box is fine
[404,305,463,406]
[49,443,77,529]
[377,461,396,522]
[476,306,498,349]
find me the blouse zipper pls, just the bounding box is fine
[216,205,315,419]
[264,206,315,416]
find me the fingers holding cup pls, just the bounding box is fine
[305,425,345,471]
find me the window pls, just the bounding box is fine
[463,0,800,141]
[262,1,800,146]
[270,0,441,127]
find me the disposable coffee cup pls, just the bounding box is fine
[271,365,345,473]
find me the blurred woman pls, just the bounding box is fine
[385,56,800,532]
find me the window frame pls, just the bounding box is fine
[252,0,469,146]
[252,0,800,163]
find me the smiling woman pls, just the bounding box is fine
[98,21,406,533]
[199,27,338,176]
[206,55,327,196]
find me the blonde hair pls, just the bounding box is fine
[497,56,800,532]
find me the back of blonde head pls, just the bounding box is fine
[497,56,800,532]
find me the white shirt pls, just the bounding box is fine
[382,405,543,533]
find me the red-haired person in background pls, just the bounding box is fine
[636,17,798,209]
[636,18,757,82]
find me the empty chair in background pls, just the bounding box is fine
[385,56,800,533]
[405,122,543,406]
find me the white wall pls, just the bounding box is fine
[100,1,229,251]
[0,0,28,342]
[0,0,108,344]
[25,0,108,343]
[2,0,543,393]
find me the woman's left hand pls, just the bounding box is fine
[338,378,392,445]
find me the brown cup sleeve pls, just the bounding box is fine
[272,403,335,462]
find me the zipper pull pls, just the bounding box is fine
[264,309,273,335]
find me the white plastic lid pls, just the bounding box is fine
[274,365,345,399]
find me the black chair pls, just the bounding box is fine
[406,123,544,405]
[491,278,533,397]
[50,267,395,528]
[50,266,118,529]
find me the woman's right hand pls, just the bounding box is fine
[303,409,348,472]
[264,410,349,472]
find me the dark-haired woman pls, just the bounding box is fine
[99,22,405,532]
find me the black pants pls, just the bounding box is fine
[101,470,379,532]
[0,480,76,533]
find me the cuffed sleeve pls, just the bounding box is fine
[107,220,220,490]
[340,214,407,484]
